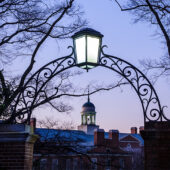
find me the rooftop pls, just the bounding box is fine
[35,128,144,147]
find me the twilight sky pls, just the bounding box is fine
[18,0,169,132]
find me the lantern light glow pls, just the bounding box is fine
[72,28,103,71]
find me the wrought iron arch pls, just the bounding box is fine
[6,47,77,123]
[6,46,168,124]
[99,47,167,123]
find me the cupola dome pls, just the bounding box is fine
[82,101,95,113]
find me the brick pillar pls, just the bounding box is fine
[0,124,39,170]
[140,121,170,170]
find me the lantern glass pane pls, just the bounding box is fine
[75,36,86,64]
[87,36,100,63]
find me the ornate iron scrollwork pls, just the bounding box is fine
[4,46,169,124]
[6,47,76,123]
[99,46,168,122]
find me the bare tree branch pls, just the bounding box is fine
[114,0,170,57]
[0,0,88,122]
[114,0,170,81]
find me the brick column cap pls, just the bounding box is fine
[94,128,104,132]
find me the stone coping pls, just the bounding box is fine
[145,121,170,130]
[0,124,31,133]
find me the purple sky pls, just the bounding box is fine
[8,0,169,133]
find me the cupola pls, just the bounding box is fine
[81,95,96,125]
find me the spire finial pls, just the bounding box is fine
[88,86,90,102]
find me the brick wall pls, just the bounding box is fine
[0,124,38,170]
[141,122,170,170]
[0,142,32,169]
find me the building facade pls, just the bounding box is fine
[33,98,144,170]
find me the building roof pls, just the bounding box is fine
[119,133,144,146]
[35,128,94,146]
[82,101,95,108]
[35,128,144,147]
[81,94,96,114]
[82,101,96,113]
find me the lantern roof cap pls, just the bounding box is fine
[72,28,103,38]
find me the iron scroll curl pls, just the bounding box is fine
[6,46,77,123]
[4,45,169,123]
[99,46,168,123]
